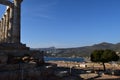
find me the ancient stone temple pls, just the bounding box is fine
[0,0,44,64]
[0,0,29,50]
[0,1,57,80]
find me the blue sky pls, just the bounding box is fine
[0,0,120,48]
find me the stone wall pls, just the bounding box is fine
[0,63,57,80]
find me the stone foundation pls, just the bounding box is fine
[0,43,29,50]
[0,63,57,80]
[0,50,44,64]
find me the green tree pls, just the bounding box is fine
[90,49,119,71]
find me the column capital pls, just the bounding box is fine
[14,0,23,3]
[0,0,13,7]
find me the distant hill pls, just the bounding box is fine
[32,42,120,57]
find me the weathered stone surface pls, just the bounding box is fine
[12,0,23,43]
[0,43,29,50]
[0,0,22,44]
[0,1,47,79]
[0,0,13,6]
[0,64,57,80]
[0,0,31,50]
[0,53,8,64]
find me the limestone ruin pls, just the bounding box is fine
[0,0,44,66]
[0,0,22,44]
[0,1,55,80]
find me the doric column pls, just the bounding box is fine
[2,17,5,42]
[12,0,23,43]
[5,11,9,43]
[4,14,7,43]
[3,15,6,43]
[8,7,13,43]
[1,18,3,42]
[0,21,1,42]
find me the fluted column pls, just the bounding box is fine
[4,6,11,43]
[3,15,6,43]
[8,7,13,43]
[1,18,3,42]
[5,11,9,43]
[12,0,23,43]
[0,21,1,42]
[2,18,4,42]
[4,14,7,43]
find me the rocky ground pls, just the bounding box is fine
[47,61,120,80]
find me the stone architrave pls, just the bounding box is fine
[0,0,13,6]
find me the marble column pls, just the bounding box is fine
[2,17,4,42]
[8,7,13,43]
[5,11,9,43]
[4,14,7,43]
[3,15,6,43]
[12,0,23,43]
[0,21,1,42]
[1,18,3,42]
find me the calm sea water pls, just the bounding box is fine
[44,57,85,62]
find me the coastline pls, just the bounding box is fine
[44,57,85,62]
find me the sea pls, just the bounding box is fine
[44,57,85,62]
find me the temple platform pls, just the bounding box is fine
[0,43,29,50]
[0,43,44,65]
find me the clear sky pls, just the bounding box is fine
[0,0,120,48]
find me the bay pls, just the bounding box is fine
[44,57,85,62]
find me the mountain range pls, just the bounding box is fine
[32,42,120,57]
